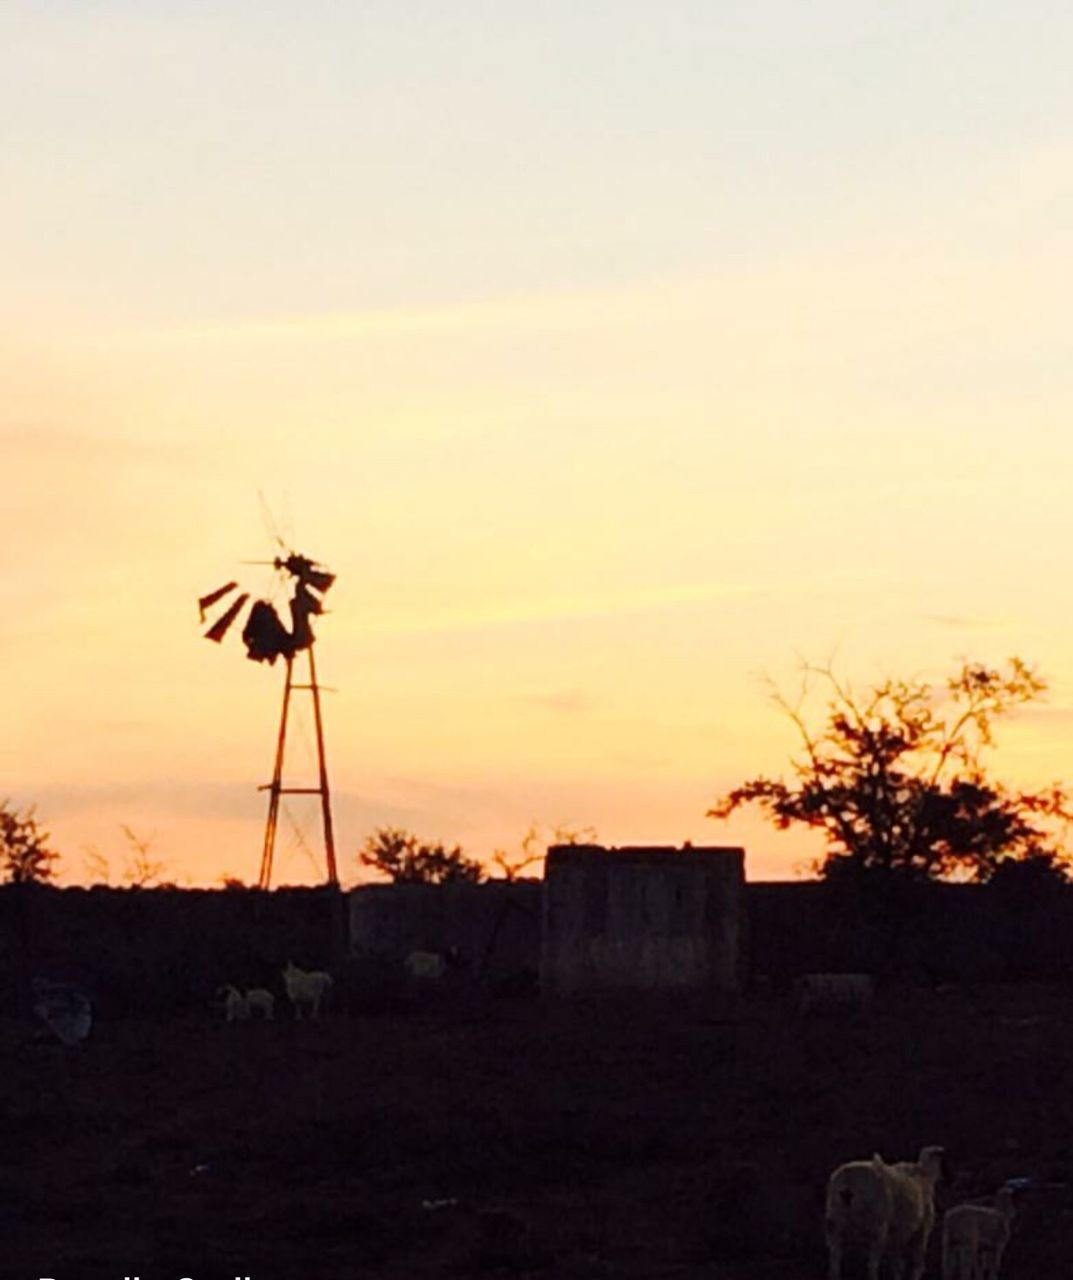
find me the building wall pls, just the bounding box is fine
[0,884,345,1016]
[539,845,746,995]
[747,879,1073,985]
[348,880,542,979]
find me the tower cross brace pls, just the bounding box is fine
[257,645,338,889]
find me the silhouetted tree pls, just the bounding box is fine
[359,826,485,884]
[490,821,599,880]
[986,849,1069,895]
[708,658,1072,883]
[80,828,170,887]
[81,845,112,885]
[118,825,169,888]
[0,800,58,884]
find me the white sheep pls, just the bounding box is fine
[217,984,249,1023]
[942,1186,1015,1280]
[282,961,333,1020]
[888,1145,945,1280]
[245,987,275,1021]
[825,1145,943,1280]
[796,972,874,1017]
[826,1153,893,1280]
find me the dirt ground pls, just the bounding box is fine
[6,981,1073,1279]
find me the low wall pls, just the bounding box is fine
[0,883,346,1016]
[348,880,542,979]
[747,879,1073,984]
[5,872,1073,1022]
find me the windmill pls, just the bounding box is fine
[198,549,339,889]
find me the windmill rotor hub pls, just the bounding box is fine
[197,549,335,664]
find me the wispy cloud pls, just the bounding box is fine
[0,427,187,467]
[1011,705,1073,728]
[112,283,652,347]
[30,779,257,823]
[353,580,781,636]
[920,613,994,631]
[519,690,599,715]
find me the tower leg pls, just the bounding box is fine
[307,646,338,886]
[258,655,294,889]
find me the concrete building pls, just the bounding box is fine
[540,844,745,995]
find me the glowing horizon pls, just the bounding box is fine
[5,3,1073,887]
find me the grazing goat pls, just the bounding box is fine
[825,1145,943,1280]
[245,987,275,1020]
[282,961,333,1020]
[942,1187,1015,1280]
[217,984,249,1023]
[796,972,874,1017]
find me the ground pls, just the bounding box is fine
[6,982,1073,1279]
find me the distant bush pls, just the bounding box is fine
[358,827,485,885]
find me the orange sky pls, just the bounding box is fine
[5,5,1073,886]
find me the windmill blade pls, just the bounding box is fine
[257,490,288,551]
[204,593,250,643]
[198,582,239,621]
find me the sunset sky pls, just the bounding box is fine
[5,3,1073,887]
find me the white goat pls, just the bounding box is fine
[245,987,275,1021]
[282,961,333,1020]
[825,1145,943,1280]
[405,949,448,980]
[942,1187,1015,1280]
[796,973,874,1016]
[217,984,249,1023]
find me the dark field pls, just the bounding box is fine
[7,983,1073,1279]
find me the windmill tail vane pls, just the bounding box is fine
[280,554,335,595]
